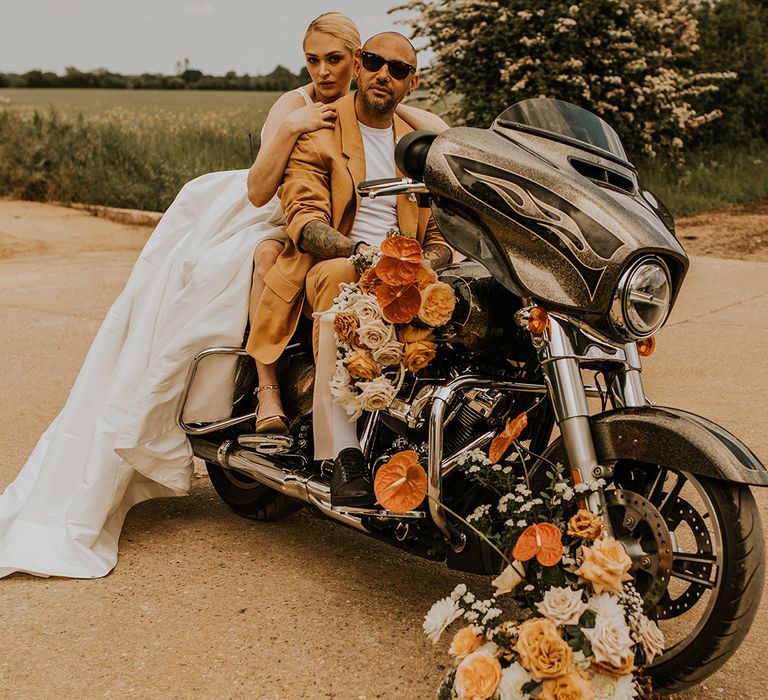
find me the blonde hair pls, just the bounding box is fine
[303,12,361,53]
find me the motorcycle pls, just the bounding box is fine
[177,98,766,695]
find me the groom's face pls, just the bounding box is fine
[356,35,419,115]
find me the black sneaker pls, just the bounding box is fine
[330,448,374,508]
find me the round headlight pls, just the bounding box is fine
[611,258,671,338]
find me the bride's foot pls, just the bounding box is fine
[254,385,289,435]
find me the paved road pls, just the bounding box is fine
[1,201,766,699]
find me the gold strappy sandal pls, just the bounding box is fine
[254,385,289,435]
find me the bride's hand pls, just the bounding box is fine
[286,102,337,136]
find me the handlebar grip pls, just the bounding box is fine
[395,130,438,181]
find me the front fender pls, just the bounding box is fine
[543,406,768,487]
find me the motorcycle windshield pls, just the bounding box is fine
[496,98,629,165]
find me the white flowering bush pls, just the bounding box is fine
[393,0,734,158]
[422,441,664,698]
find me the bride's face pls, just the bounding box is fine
[303,32,356,103]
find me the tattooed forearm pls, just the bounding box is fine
[300,220,356,259]
[423,243,453,271]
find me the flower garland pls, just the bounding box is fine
[329,231,456,420]
[423,421,665,700]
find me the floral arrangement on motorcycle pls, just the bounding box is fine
[329,232,456,421]
[423,417,664,700]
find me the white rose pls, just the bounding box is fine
[583,617,635,667]
[535,586,588,627]
[356,318,394,351]
[372,339,404,367]
[633,615,665,664]
[497,661,532,700]
[356,375,398,412]
[349,293,382,321]
[593,672,638,700]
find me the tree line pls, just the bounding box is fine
[0,64,310,92]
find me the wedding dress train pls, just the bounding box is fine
[0,169,287,578]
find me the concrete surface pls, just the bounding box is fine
[0,200,766,699]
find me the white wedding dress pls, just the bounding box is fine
[0,169,288,579]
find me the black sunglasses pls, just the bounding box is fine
[360,51,416,81]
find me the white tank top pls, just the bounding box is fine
[295,85,313,106]
[350,122,398,247]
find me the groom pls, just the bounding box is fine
[246,31,451,507]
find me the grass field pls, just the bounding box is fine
[1,88,766,216]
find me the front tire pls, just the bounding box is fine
[206,461,302,521]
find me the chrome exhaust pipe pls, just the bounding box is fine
[190,437,371,533]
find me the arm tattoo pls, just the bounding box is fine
[300,220,356,259]
[423,243,453,271]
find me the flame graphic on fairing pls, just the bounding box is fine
[445,155,626,299]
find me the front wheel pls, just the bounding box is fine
[206,462,302,521]
[608,465,764,694]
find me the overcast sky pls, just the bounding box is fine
[2,0,421,76]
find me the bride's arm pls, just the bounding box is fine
[247,91,336,207]
[395,103,450,133]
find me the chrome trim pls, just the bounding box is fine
[177,347,259,435]
[610,256,671,340]
[357,177,428,199]
[191,436,371,534]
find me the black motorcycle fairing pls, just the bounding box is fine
[538,406,768,487]
[421,112,688,327]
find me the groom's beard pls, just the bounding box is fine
[360,80,400,115]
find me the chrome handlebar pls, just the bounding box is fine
[357,177,428,199]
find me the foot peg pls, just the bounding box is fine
[237,433,294,455]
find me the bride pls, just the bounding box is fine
[0,12,447,579]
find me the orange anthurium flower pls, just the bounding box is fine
[381,236,423,263]
[374,450,428,513]
[512,522,563,567]
[488,412,528,464]
[375,257,421,285]
[375,282,422,324]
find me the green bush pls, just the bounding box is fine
[0,109,255,211]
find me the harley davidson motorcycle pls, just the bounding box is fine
[177,98,766,694]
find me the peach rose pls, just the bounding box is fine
[333,312,360,345]
[591,655,634,679]
[453,648,502,699]
[398,324,434,344]
[567,510,605,541]
[514,618,572,681]
[574,538,633,595]
[449,625,483,661]
[418,281,456,327]
[344,348,380,380]
[399,325,437,373]
[415,263,438,290]
[539,668,595,700]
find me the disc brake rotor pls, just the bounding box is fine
[605,489,673,611]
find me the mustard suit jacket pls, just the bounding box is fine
[246,92,446,364]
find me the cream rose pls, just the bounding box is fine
[592,672,636,700]
[496,662,532,700]
[515,618,572,681]
[333,312,360,345]
[632,616,665,664]
[356,318,394,351]
[583,617,634,668]
[535,586,589,627]
[539,668,595,700]
[344,348,380,381]
[574,537,633,595]
[356,375,398,412]
[371,339,404,367]
[492,562,525,596]
[418,281,456,327]
[453,648,503,700]
[349,293,382,321]
[567,510,605,541]
[449,625,483,661]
